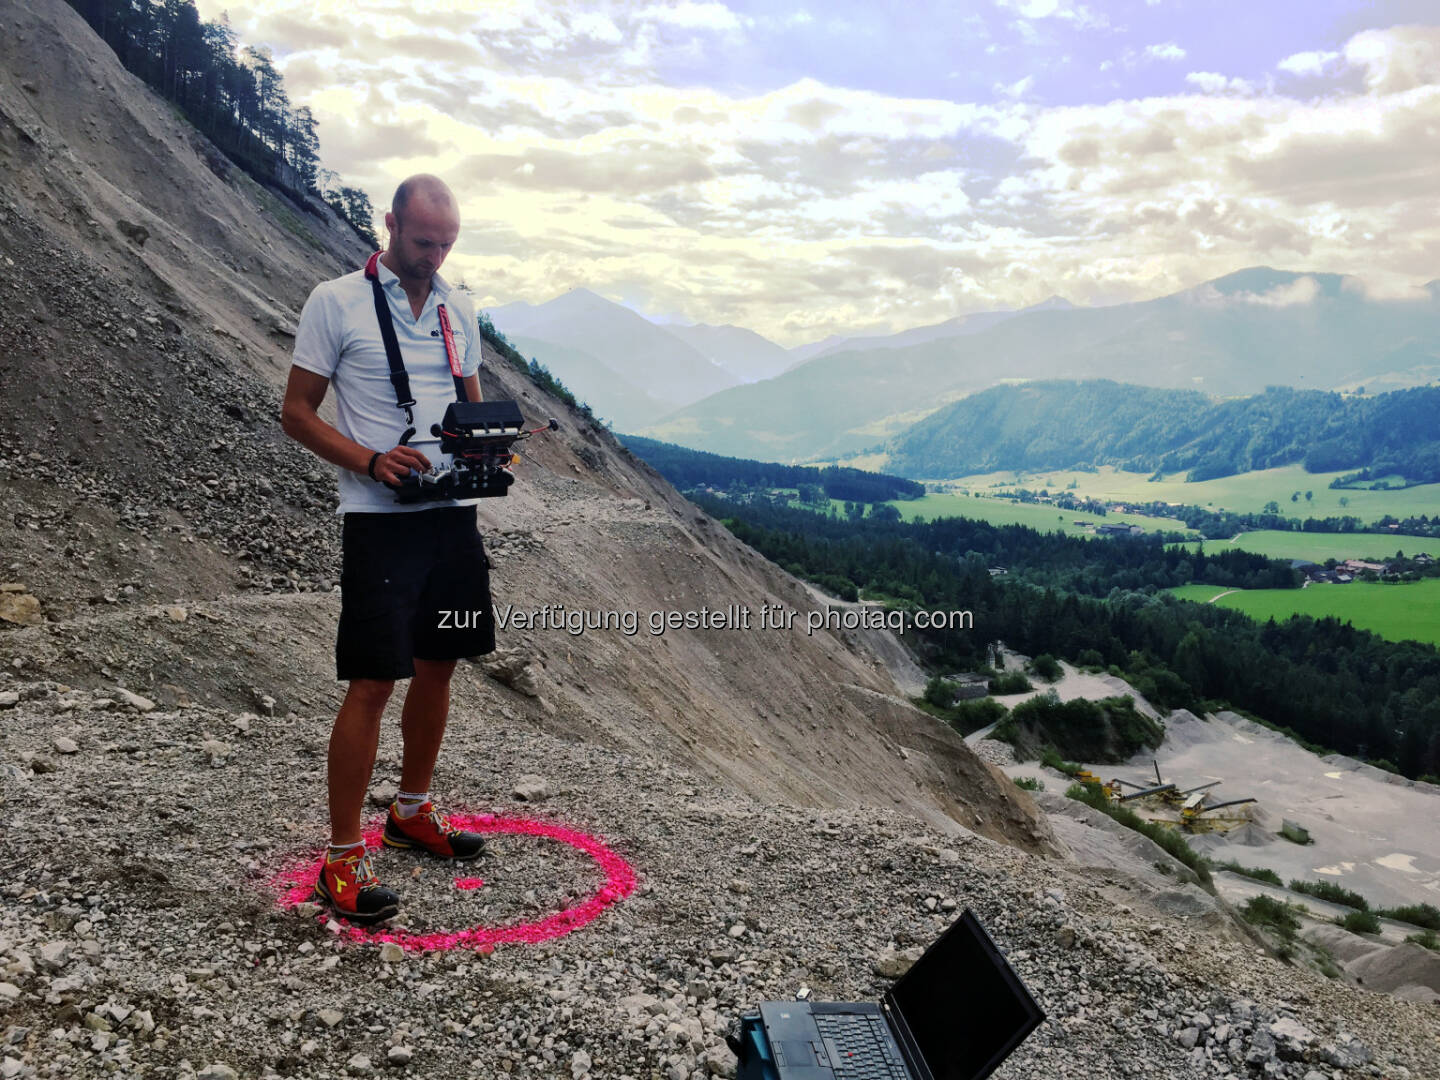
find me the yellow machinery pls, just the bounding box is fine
[1075,760,1257,828]
[1072,769,1119,799]
[1106,760,1258,834]
[1180,797,1257,833]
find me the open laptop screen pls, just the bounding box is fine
[885,909,1044,1080]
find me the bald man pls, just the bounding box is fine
[282,175,491,924]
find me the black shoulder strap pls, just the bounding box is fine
[365,253,417,425]
[364,253,469,420]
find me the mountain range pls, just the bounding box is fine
[486,289,1084,432]
[488,289,737,429]
[491,271,1440,466]
[791,294,1076,366]
[643,269,1440,462]
[884,381,1440,482]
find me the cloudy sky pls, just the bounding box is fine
[195,0,1440,345]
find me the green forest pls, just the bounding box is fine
[66,0,378,245]
[620,435,925,503]
[693,495,1440,782]
[888,382,1440,483]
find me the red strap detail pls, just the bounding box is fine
[436,303,463,379]
[364,251,382,279]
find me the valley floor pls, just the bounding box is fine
[1168,579,1440,647]
[926,466,1440,525]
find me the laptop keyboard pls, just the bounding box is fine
[813,1013,908,1079]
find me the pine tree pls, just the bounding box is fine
[291,106,321,190]
[65,0,369,208]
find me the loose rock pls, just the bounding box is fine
[513,774,549,802]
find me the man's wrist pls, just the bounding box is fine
[366,451,381,480]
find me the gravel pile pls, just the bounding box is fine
[968,739,1016,768]
[1,676,1435,1080]
[0,198,345,606]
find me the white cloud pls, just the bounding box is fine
[1144,42,1186,63]
[1109,41,1189,71]
[185,1,1440,341]
[993,0,1106,29]
[638,2,747,32]
[768,170,974,235]
[1185,72,1253,95]
[1229,276,1322,307]
[1278,29,1440,91]
[571,11,624,44]
[996,0,1060,15]
[1277,49,1341,77]
[995,75,1035,99]
[1344,26,1440,94]
[1340,273,1434,302]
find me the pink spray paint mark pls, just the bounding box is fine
[269,813,637,953]
[453,877,485,890]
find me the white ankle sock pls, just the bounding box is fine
[395,791,429,819]
[327,841,363,859]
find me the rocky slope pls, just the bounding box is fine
[1,681,1437,1080]
[0,0,368,371]
[1,0,1054,852]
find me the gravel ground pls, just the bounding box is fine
[1130,710,1440,912]
[1,679,1437,1080]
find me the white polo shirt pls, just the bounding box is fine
[292,259,484,514]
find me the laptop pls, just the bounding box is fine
[732,909,1044,1080]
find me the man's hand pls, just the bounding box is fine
[283,366,425,482]
[373,445,432,486]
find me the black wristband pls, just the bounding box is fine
[367,451,381,480]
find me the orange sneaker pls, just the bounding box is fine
[313,844,401,924]
[382,801,486,861]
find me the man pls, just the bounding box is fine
[281,174,492,924]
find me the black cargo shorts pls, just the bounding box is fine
[336,506,496,681]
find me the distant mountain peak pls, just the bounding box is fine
[1024,295,1073,312]
[790,331,864,354]
[1200,266,1342,296]
[551,286,615,308]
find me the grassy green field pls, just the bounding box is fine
[1172,531,1438,562]
[1167,578,1440,646]
[1169,584,1238,604]
[933,464,1440,523]
[890,492,1193,537]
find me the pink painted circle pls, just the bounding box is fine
[270,813,637,952]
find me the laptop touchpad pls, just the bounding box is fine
[777,1041,820,1065]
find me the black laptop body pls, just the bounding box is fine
[736,909,1044,1080]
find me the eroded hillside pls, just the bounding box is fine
[0,0,1050,853]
